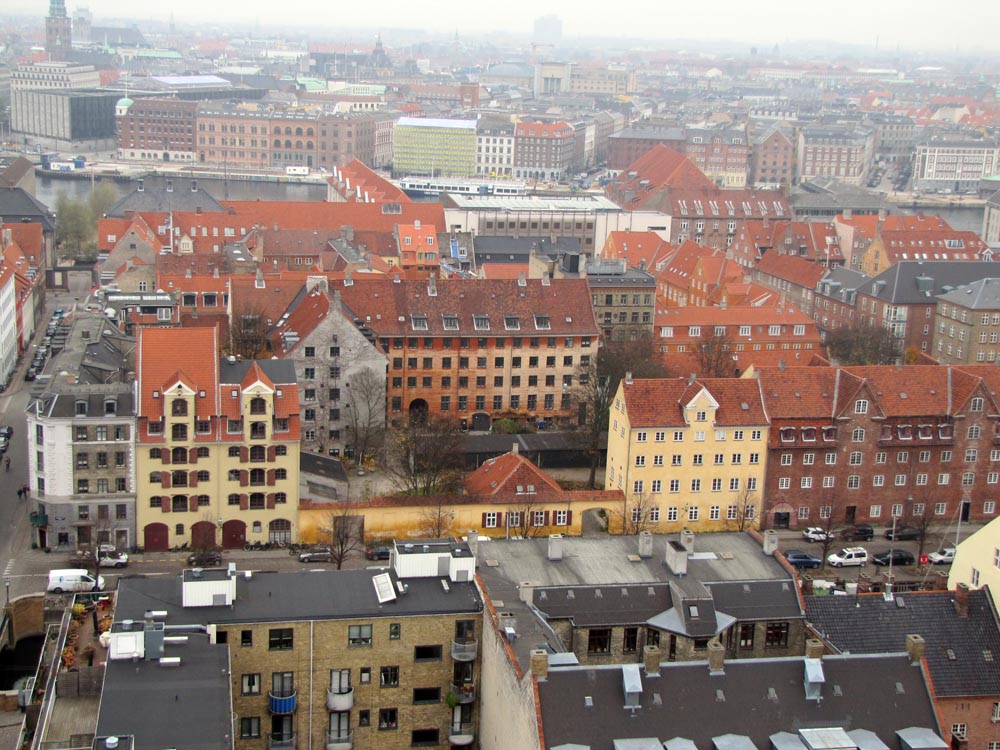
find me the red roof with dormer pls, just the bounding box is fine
[464,450,563,496]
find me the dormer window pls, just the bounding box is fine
[534,315,551,331]
[75,400,88,416]
[939,424,954,440]
[442,315,459,331]
[171,400,187,417]
[897,425,913,440]
[801,427,817,442]
[689,326,701,337]
[504,315,520,331]
[822,426,837,442]
[780,427,796,443]
[250,397,267,415]
[918,424,932,439]
[473,315,490,331]
[855,399,869,414]
[411,315,428,331]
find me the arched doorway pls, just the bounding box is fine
[408,399,429,423]
[222,520,247,549]
[191,521,216,550]
[768,502,794,530]
[268,519,292,544]
[471,412,491,432]
[144,523,169,552]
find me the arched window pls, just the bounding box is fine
[250,445,266,462]
[171,399,187,416]
[306,128,314,136]
[274,492,287,504]
[249,493,266,509]
[171,495,188,512]
[149,472,162,483]
[172,471,188,487]
[250,469,265,486]
[251,422,266,440]
[250,397,267,415]
[269,518,292,543]
[273,126,281,134]
[171,447,187,464]
[273,139,281,147]
[284,127,292,135]
[171,423,187,441]
[306,141,313,150]
[295,140,303,149]
[228,469,240,481]
[284,140,292,148]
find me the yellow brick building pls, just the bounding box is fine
[605,375,769,533]
[392,117,477,177]
[135,327,301,551]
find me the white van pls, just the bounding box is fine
[47,569,105,593]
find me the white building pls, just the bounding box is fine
[914,136,1000,192]
[0,262,17,385]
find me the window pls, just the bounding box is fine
[380,666,399,687]
[241,630,252,647]
[935,502,948,515]
[240,717,260,739]
[378,708,398,730]
[971,397,985,412]
[848,475,861,489]
[587,628,612,654]
[852,428,865,442]
[849,451,863,466]
[765,622,790,647]
[951,724,968,738]
[412,687,441,704]
[414,645,442,661]
[855,399,869,414]
[241,673,261,695]
[349,625,373,646]
[268,628,293,650]
[778,478,791,489]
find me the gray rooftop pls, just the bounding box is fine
[537,654,940,750]
[219,357,297,385]
[445,194,621,211]
[805,587,1000,697]
[935,277,1000,309]
[96,634,231,750]
[107,181,225,218]
[113,567,481,625]
[864,261,1000,304]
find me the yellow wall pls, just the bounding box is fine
[605,382,768,533]
[949,515,1000,593]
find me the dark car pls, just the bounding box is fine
[187,549,223,567]
[872,549,916,567]
[841,524,874,542]
[884,525,923,541]
[0,425,13,439]
[366,546,391,561]
[298,548,333,563]
[784,550,822,569]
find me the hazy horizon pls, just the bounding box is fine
[11,0,1000,55]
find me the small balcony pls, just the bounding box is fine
[450,681,477,704]
[448,722,476,746]
[268,690,297,714]
[326,686,354,712]
[268,733,295,750]
[325,731,353,750]
[451,638,478,662]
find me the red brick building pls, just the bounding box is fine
[116,98,199,163]
[513,121,576,181]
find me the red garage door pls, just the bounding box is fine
[143,523,169,552]
[222,520,247,549]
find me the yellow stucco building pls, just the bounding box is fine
[135,327,301,551]
[948,515,1000,592]
[605,375,769,533]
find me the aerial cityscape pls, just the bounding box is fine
[0,2,999,750]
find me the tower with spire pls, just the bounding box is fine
[45,0,73,61]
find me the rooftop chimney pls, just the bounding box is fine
[511,442,519,456]
[625,371,633,385]
[905,633,926,664]
[805,638,825,660]
[708,639,726,675]
[954,582,970,618]
[762,529,778,555]
[466,530,478,558]
[530,649,549,681]
[643,644,661,677]
[637,530,653,558]
[547,534,563,561]
[519,581,534,604]
[843,208,853,220]
[681,529,695,553]
[665,539,688,576]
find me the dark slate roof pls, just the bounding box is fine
[114,568,481,626]
[707,580,803,621]
[218,357,297,385]
[865,261,1000,304]
[474,235,582,263]
[538,655,940,750]
[805,588,1000,697]
[300,450,349,482]
[107,183,226,218]
[534,583,672,626]
[96,634,231,750]
[41,389,134,418]
[0,186,55,230]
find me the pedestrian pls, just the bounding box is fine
[16,488,22,500]
[4,456,9,472]
[23,484,29,498]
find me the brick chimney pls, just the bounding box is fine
[905,633,926,664]
[530,649,549,681]
[708,639,725,675]
[805,638,825,660]
[935,571,949,591]
[954,582,970,618]
[643,644,661,677]
[857,572,873,593]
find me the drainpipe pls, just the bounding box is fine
[309,619,314,750]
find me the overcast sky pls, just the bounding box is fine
[80,0,999,53]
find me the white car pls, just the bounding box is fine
[802,527,836,542]
[928,548,956,565]
[97,550,129,568]
[827,547,869,567]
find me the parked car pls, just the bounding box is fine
[97,550,129,568]
[0,435,8,453]
[366,546,392,561]
[827,547,869,567]
[840,524,874,542]
[298,548,333,563]
[802,527,836,542]
[0,425,13,439]
[872,549,915,567]
[784,550,822,569]
[884,525,923,541]
[928,548,956,565]
[187,549,223,567]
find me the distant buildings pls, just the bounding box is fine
[513,121,574,181]
[393,117,477,178]
[914,135,1000,192]
[796,124,875,186]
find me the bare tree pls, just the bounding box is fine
[726,486,760,532]
[418,495,456,538]
[506,492,544,538]
[905,490,941,563]
[693,327,736,378]
[343,366,386,467]
[317,503,366,569]
[573,338,670,488]
[620,491,659,535]
[814,493,848,571]
[827,320,900,365]
[228,303,271,359]
[386,415,465,496]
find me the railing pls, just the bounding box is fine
[450,681,477,703]
[451,637,478,661]
[325,730,353,750]
[326,685,354,711]
[268,689,297,714]
[448,722,476,746]
[268,733,295,750]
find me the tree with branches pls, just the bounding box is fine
[228,303,271,359]
[827,320,899,365]
[726,486,760,532]
[418,496,456,539]
[343,366,386,467]
[693,327,736,378]
[506,492,545,538]
[573,338,670,488]
[620,491,659,535]
[385,415,464,496]
[316,503,366,569]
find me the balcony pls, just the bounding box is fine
[325,731,353,750]
[29,511,48,527]
[326,686,354,712]
[268,690,298,714]
[448,722,476,746]
[450,681,477,704]
[451,638,478,661]
[268,733,295,750]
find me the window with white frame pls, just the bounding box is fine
[727,505,738,520]
[667,507,678,522]
[913,503,925,516]
[778,478,791,489]
[895,474,907,486]
[825,452,837,465]
[986,501,996,515]
[636,431,648,443]
[730,478,740,491]
[781,454,792,466]
[855,399,869,414]
[963,472,975,487]
[939,473,950,485]
[801,477,813,489]
[655,431,665,442]
[649,507,660,522]
[631,507,643,523]
[555,510,568,526]
[803,453,815,466]
[852,428,865,442]
[751,430,762,440]
[823,476,835,488]
[819,506,832,519]
[710,505,721,521]
[688,507,699,522]
[747,478,758,491]
[533,510,546,526]
[849,451,863,465]
[870,505,882,518]
[652,480,662,493]
[891,504,903,517]
[712,478,722,492]
[635,455,646,467]
[916,473,928,485]
[670,480,680,493]
[797,507,809,520]
[848,475,860,489]
[674,431,684,442]
[633,480,644,494]
[691,479,701,492]
[971,569,981,587]
[694,431,706,441]
[654,455,664,467]
[935,502,947,515]
[873,475,885,487]
[971,397,985,412]
[484,512,498,528]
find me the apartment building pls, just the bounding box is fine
[796,124,875,186]
[96,543,483,750]
[513,121,575,182]
[605,375,769,533]
[586,259,656,342]
[336,276,599,429]
[684,124,750,188]
[863,113,915,164]
[914,135,1000,192]
[393,118,477,178]
[750,124,795,188]
[568,65,636,95]
[608,126,686,170]
[476,119,515,178]
[859,227,989,276]
[115,97,199,163]
[135,327,301,551]
[756,364,1000,530]
[933,278,1000,365]
[10,61,99,90]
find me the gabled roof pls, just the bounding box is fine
[755,251,827,289]
[876,228,989,263]
[601,231,670,269]
[863,261,1000,304]
[137,327,219,419]
[464,449,562,496]
[606,145,716,209]
[268,284,332,357]
[328,159,409,204]
[0,187,56,231]
[619,377,768,428]
[806,588,1000,697]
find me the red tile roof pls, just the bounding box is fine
[601,231,670,269]
[464,450,563,496]
[328,159,409,204]
[620,377,768,428]
[137,327,219,419]
[606,145,716,208]
[515,121,573,138]
[755,251,828,289]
